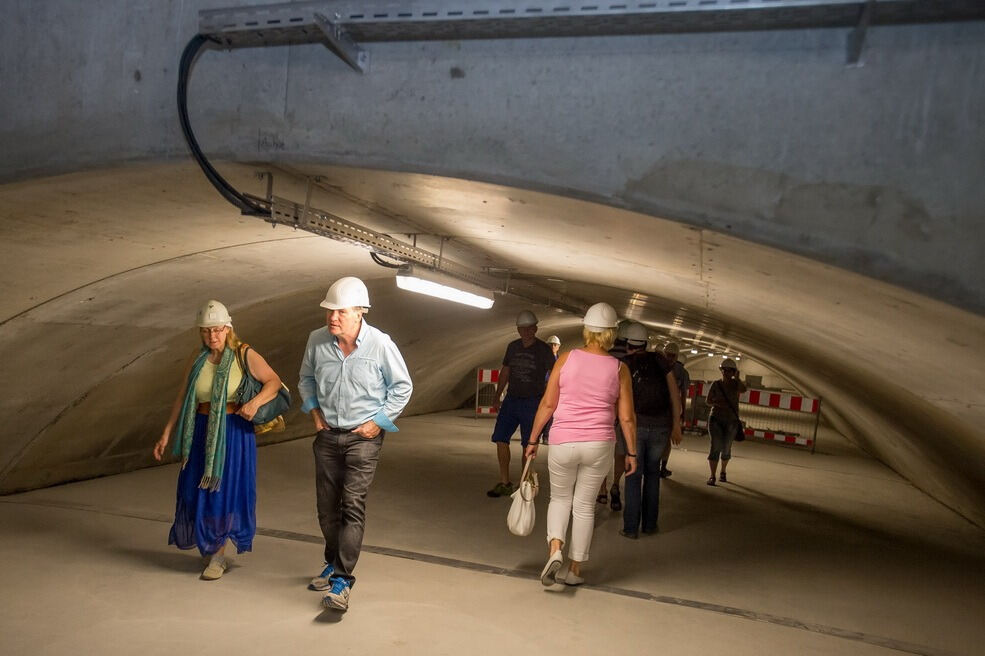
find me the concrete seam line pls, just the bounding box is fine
[0,235,315,328]
[0,498,954,656]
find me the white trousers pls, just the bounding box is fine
[546,440,614,562]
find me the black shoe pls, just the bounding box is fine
[719,472,727,483]
[619,529,639,540]
[642,525,659,535]
[660,467,672,478]
[707,476,716,486]
[487,482,514,497]
[609,488,622,511]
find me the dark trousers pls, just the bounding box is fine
[622,422,670,534]
[312,429,384,586]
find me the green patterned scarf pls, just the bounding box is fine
[172,345,235,491]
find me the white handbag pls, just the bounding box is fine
[507,458,539,536]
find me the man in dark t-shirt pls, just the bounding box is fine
[486,310,556,498]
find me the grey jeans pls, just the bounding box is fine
[312,429,384,586]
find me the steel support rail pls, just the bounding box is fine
[200,0,985,49]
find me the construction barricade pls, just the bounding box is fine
[475,368,499,416]
[686,382,822,453]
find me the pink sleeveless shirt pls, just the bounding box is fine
[549,349,621,445]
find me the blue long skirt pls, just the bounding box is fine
[168,413,256,556]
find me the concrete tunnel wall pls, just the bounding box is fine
[1,2,984,527]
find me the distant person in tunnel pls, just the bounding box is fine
[546,334,561,358]
[539,335,562,445]
[486,310,556,498]
[299,277,413,612]
[525,303,637,586]
[660,342,690,479]
[706,358,747,486]
[154,300,284,581]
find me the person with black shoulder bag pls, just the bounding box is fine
[618,332,683,539]
[704,358,746,486]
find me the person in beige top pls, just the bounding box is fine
[704,358,747,485]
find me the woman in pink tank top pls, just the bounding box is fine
[525,303,638,587]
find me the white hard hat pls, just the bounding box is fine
[623,322,649,345]
[616,320,636,339]
[546,335,561,345]
[516,310,538,327]
[721,358,738,370]
[320,277,371,310]
[196,300,232,328]
[582,302,618,331]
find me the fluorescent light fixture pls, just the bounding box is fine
[395,265,494,309]
[707,353,714,357]
[690,348,698,354]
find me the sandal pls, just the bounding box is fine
[596,491,608,504]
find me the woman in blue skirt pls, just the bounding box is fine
[153,300,283,580]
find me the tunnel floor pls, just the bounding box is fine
[1,412,982,655]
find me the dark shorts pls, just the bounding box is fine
[490,396,540,446]
[708,414,737,461]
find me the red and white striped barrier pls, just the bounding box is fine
[743,390,819,414]
[476,368,500,416]
[749,428,813,447]
[688,382,713,398]
[478,369,499,384]
[688,383,819,414]
[685,419,812,447]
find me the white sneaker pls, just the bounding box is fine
[540,551,564,586]
[309,564,335,591]
[201,554,228,580]
[321,578,351,611]
[555,564,585,586]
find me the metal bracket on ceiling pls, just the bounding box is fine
[846,0,875,67]
[199,1,985,48]
[313,12,369,73]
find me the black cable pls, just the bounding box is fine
[177,34,269,217]
[370,251,405,269]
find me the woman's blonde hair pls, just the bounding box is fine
[582,326,617,351]
[225,328,243,351]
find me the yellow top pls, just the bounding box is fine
[194,357,244,403]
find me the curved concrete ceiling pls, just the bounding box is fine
[0,161,982,529]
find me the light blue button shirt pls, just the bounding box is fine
[298,320,413,432]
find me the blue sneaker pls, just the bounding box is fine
[308,564,335,591]
[322,577,351,611]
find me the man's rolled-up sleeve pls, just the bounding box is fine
[372,339,413,432]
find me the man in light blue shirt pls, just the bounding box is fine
[298,276,412,612]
